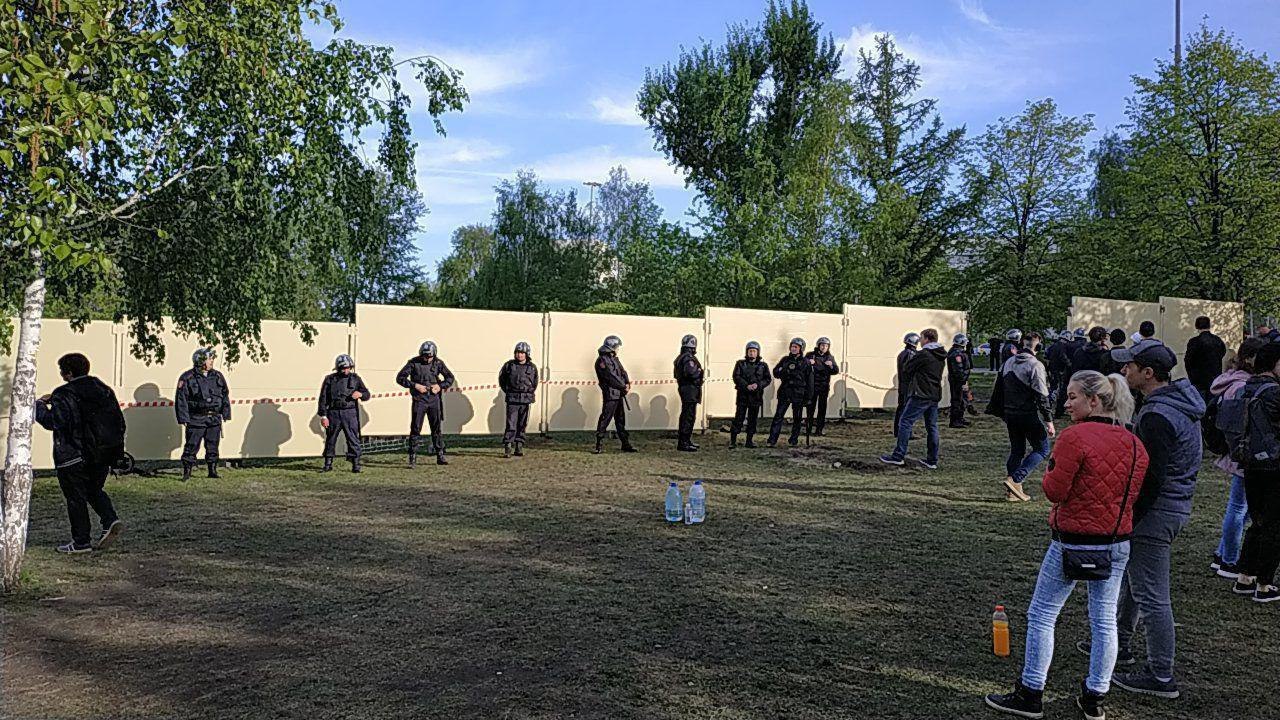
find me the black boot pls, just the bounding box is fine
[408,452,417,468]
[621,442,638,453]
[207,461,220,479]
[351,459,361,474]
[514,442,524,457]
[729,434,738,448]
[984,680,1044,719]
[1077,681,1107,720]
[322,458,333,473]
[745,436,756,448]
[181,462,193,481]
[436,452,448,466]
[504,443,512,458]
[593,438,604,454]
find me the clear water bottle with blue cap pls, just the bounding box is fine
[688,480,706,523]
[664,482,683,522]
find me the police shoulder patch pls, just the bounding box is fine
[177,380,185,389]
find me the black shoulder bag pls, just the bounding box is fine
[1057,429,1138,581]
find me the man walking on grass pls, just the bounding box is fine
[881,328,947,469]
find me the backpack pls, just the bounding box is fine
[1228,380,1280,468]
[1203,392,1230,457]
[71,381,127,465]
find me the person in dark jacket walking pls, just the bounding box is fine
[594,335,637,454]
[35,353,125,554]
[176,347,231,480]
[947,333,973,428]
[805,337,838,436]
[894,333,921,437]
[881,329,947,469]
[396,341,455,466]
[1231,341,1280,604]
[318,354,370,473]
[499,341,539,458]
[767,338,814,447]
[1184,316,1227,399]
[731,341,771,448]
[999,333,1056,502]
[1045,332,1072,418]
[674,334,704,452]
[1107,339,1205,699]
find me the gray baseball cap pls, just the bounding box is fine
[1110,338,1177,372]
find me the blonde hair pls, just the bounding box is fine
[1069,370,1135,424]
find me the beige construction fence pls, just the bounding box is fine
[1,296,1242,468]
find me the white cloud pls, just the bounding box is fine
[590,95,645,126]
[430,43,551,96]
[417,170,501,208]
[531,146,686,189]
[417,137,509,167]
[956,0,993,27]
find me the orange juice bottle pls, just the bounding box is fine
[992,605,1011,657]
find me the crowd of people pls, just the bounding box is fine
[30,314,1280,719]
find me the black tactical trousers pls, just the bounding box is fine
[806,388,829,434]
[504,403,530,444]
[948,378,967,426]
[731,404,760,439]
[323,406,361,460]
[182,418,222,463]
[768,394,805,445]
[596,397,629,443]
[409,400,444,455]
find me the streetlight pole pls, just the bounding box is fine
[583,180,602,243]
[1174,0,1182,67]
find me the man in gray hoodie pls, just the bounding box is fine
[1107,339,1205,700]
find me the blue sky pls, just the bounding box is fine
[329,0,1280,273]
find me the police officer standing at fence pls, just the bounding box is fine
[895,333,920,437]
[397,341,455,467]
[805,337,838,437]
[731,341,771,448]
[176,348,231,481]
[499,341,539,458]
[674,334,704,452]
[768,338,814,447]
[947,333,972,428]
[594,335,637,454]
[318,354,369,473]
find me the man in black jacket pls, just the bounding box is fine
[594,335,637,454]
[674,334,704,452]
[894,333,920,437]
[35,353,125,554]
[176,347,231,480]
[1233,341,1280,603]
[882,328,947,469]
[318,354,370,473]
[1071,327,1111,374]
[1044,331,1072,418]
[499,341,539,458]
[1185,316,1227,399]
[768,338,814,447]
[947,333,972,428]
[731,341,771,448]
[805,336,838,436]
[396,341,455,466]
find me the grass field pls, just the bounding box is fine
[3,409,1277,720]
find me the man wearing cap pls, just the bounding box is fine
[946,333,973,428]
[731,341,771,448]
[895,333,920,437]
[176,348,231,480]
[499,341,539,458]
[318,354,370,473]
[805,337,838,436]
[674,334,704,452]
[594,335,636,454]
[768,338,814,447]
[1107,339,1205,700]
[396,341,455,467]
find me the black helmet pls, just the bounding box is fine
[816,336,831,348]
[790,337,806,352]
[600,335,622,354]
[681,334,697,350]
[745,340,761,354]
[192,347,216,367]
[419,340,437,357]
[334,353,355,370]
[514,341,531,355]
[904,332,920,347]
[953,333,969,346]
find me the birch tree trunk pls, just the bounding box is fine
[2,259,46,592]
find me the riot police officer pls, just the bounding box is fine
[730,341,771,448]
[767,338,814,447]
[318,354,369,473]
[805,336,838,436]
[396,341,455,467]
[175,347,231,480]
[999,329,1022,372]
[946,333,973,428]
[594,335,637,454]
[499,341,539,458]
[674,334,704,452]
[894,333,920,437]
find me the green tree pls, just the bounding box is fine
[428,224,496,307]
[1,0,465,590]
[961,99,1094,331]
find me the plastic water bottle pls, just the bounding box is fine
[683,502,693,525]
[992,605,1010,657]
[664,482,683,522]
[688,480,706,523]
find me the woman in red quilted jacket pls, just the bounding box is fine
[986,370,1149,720]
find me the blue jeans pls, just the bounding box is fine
[1022,540,1132,694]
[1005,413,1050,484]
[889,396,939,464]
[1216,474,1249,565]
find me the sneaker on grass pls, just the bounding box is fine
[878,455,905,466]
[983,680,1044,719]
[1233,577,1258,595]
[56,542,92,555]
[95,519,124,551]
[918,459,939,470]
[1254,585,1280,603]
[1113,668,1179,699]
